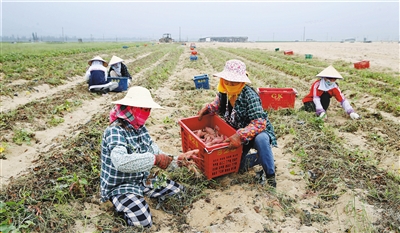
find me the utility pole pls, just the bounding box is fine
[303,27,305,41]
[179,26,181,42]
[62,27,64,42]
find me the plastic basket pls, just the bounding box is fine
[284,50,294,55]
[193,74,209,89]
[178,115,243,180]
[258,87,296,110]
[190,55,198,61]
[275,48,279,52]
[107,77,129,92]
[305,54,313,59]
[354,60,370,69]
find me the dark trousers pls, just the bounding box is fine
[302,92,331,112]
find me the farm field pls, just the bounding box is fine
[0,41,399,233]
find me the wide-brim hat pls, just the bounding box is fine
[111,86,163,109]
[316,65,343,79]
[88,56,108,67]
[109,55,124,66]
[213,59,251,83]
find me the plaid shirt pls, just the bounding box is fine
[100,120,162,202]
[208,85,277,147]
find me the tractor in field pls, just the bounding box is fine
[159,33,173,43]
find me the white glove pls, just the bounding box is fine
[350,112,360,120]
[319,112,326,118]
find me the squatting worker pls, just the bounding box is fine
[100,86,184,228]
[197,59,278,188]
[85,56,118,93]
[301,65,360,120]
[108,55,132,83]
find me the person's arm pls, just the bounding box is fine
[122,63,132,78]
[331,88,354,114]
[109,70,118,77]
[105,127,155,173]
[85,69,91,82]
[198,94,220,120]
[110,145,156,173]
[237,118,267,142]
[332,88,359,119]
[237,92,267,142]
[312,81,325,116]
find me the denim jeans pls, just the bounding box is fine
[239,131,275,176]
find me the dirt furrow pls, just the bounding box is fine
[0,52,171,188]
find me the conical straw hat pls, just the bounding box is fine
[88,56,108,67]
[109,55,124,66]
[316,65,343,79]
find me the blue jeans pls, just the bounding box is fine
[239,131,275,176]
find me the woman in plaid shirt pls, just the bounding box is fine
[198,59,277,188]
[100,86,183,228]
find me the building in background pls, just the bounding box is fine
[198,37,248,42]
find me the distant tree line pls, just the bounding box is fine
[1,34,157,43]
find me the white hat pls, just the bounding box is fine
[109,55,124,66]
[88,56,108,67]
[213,59,251,83]
[316,65,343,79]
[112,86,163,109]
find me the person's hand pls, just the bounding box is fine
[350,112,360,120]
[224,133,242,149]
[198,105,209,121]
[154,154,173,169]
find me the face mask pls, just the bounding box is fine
[131,107,151,128]
[325,80,334,86]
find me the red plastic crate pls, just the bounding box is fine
[354,60,370,69]
[258,87,296,110]
[178,115,242,180]
[284,50,294,55]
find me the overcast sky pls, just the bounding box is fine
[1,1,399,42]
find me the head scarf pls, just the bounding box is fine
[318,78,338,91]
[217,79,245,106]
[90,60,104,67]
[112,62,122,76]
[109,104,151,129]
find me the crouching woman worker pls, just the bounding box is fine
[85,56,118,93]
[301,65,360,120]
[100,86,184,228]
[108,55,132,82]
[197,59,278,188]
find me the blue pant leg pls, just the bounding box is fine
[239,140,258,172]
[239,132,275,175]
[254,132,275,175]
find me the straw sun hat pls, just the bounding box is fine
[316,65,343,79]
[112,86,163,109]
[88,56,108,67]
[109,55,124,66]
[213,59,251,83]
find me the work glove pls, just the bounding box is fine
[319,112,326,119]
[350,112,360,120]
[224,133,242,149]
[198,105,209,121]
[154,154,173,170]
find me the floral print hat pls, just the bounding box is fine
[213,59,251,83]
